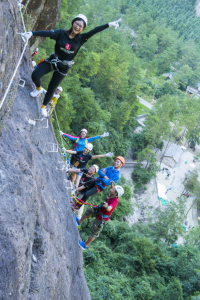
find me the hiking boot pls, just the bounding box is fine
[30,88,44,98]
[78,239,88,250]
[75,214,80,226]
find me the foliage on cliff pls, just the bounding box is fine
[35,0,200,172]
[80,196,200,300]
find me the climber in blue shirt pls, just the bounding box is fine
[80,156,125,202]
[96,166,121,189]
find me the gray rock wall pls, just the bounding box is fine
[0,0,61,125]
[0,57,91,299]
[0,0,22,124]
[22,0,61,51]
[0,1,91,298]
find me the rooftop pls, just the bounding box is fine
[164,144,183,163]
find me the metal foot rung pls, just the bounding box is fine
[48,143,58,153]
[34,118,48,128]
[19,79,25,87]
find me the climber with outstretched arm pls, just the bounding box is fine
[69,164,99,218]
[60,128,109,152]
[80,156,125,202]
[68,164,99,192]
[18,14,121,117]
[75,181,124,250]
[63,142,113,188]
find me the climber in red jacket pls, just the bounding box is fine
[75,181,124,249]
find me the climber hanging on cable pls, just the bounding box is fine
[19,14,121,117]
[79,156,125,203]
[75,180,124,250]
[43,86,63,114]
[69,164,99,192]
[60,128,109,152]
[63,142,113,188]
[69,164,99,218]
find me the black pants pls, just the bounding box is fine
[81,185,103,201]
[31,62,66,106]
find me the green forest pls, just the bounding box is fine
[33,0,200,298]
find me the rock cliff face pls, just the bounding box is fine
[0,0,61,124]
[0,1,91,299]
[23,0,61,51]
[0,0,22,124]
[0,58,91,300]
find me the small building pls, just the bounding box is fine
[163,144,184,168]
[163,72,174,80]
[186,86,200,98]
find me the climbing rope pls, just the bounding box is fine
[62,135,72,148]
[70,192,98,210]
[0,36,30,111]
[0,2,30,111]
[18,0,27,32]
[52,107,73,171]
[54,107,64,149]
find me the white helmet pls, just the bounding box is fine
[57,86,63,92]
[93,164,99,173]
[36,48,38,51]
[74,14,87,26]
[81,128,88,134]
[32,61,36,67]
[85,143,93,151]
[115,185,124,197]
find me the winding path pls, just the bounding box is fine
[138,96,153,109]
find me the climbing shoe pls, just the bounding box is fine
[41,107,48,118]
[75,214,80,226]
[78,239,88,250]
[30,88,44,98]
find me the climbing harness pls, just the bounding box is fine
[70,192,98,211]
[70,193,107,228]
[37,58,45,66]
[46,54,74,76]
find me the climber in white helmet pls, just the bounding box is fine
[48,86,63,114]
[75,180,124,250]
[19,14,122,117]
[64,142,113,188]
[69,164,99,219]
